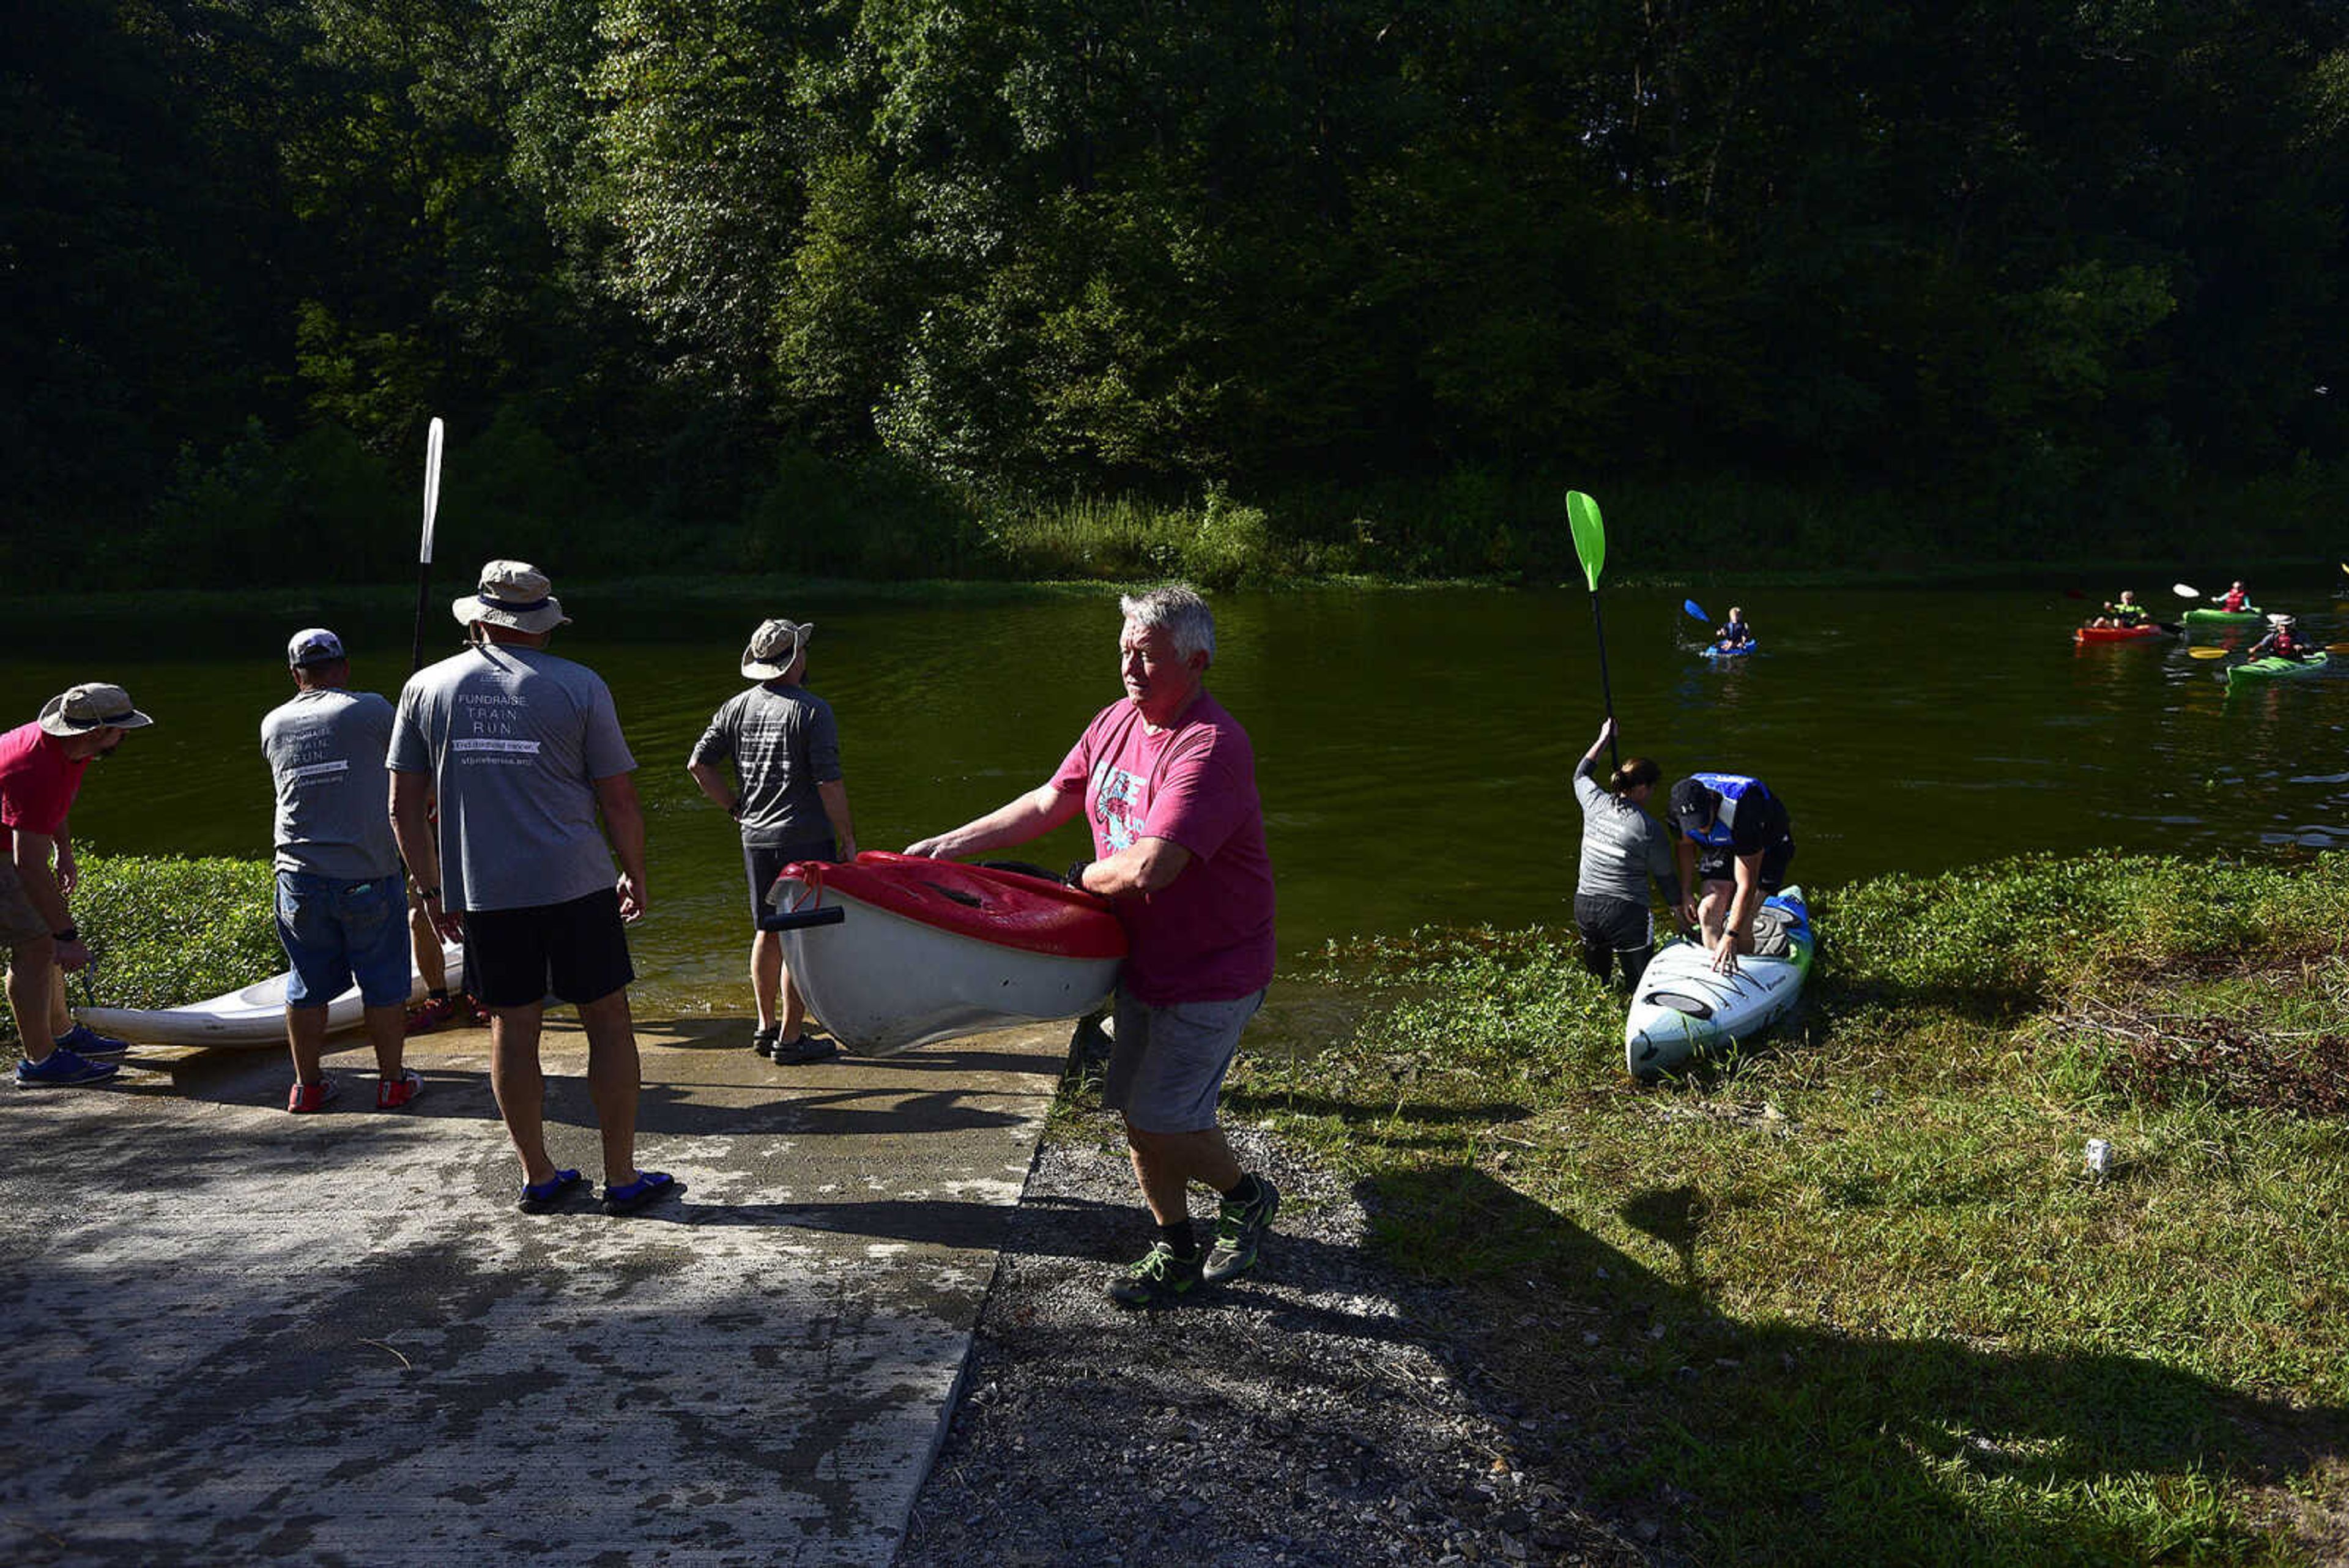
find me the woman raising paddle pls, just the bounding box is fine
[1571,719,1681,990]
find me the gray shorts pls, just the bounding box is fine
[0,861,50,949]
[1104,989,1266,1134]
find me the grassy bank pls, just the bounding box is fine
[1,854,275,1053]
[1230,852,2347,1565]
[38,429,2349,593]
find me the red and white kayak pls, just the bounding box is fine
[2073,623,2167,645]
[763,852,1126,1055]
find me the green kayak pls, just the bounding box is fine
[2183,605,2263,625]
[2225,649,2329,693]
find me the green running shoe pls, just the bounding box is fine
[1107,1241,1204,1308]
[1203,1175,1280,1284]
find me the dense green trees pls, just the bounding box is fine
[6,1,2345,582]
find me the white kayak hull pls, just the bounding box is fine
[74,940,467,1049]
[1625,887,1814,1081]
[774,886,1121,1056]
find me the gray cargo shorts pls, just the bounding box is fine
[1103,988,1266,1134]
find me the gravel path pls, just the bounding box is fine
[900,1091,1657,1567]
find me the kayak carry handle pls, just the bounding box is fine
[757,905,847,934]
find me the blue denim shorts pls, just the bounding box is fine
[275,872,412,1009]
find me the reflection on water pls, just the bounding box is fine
[3,574,2342,1013]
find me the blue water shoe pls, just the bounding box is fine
[15,1047,121,1088]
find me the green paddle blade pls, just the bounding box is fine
[1566,490,1606,592]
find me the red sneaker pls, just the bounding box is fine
[288,1077,341,1114]
[377,1068,425,1110]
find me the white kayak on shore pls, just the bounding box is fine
[1625,886,1814,1081]
[74,940,466,1049]
[763,852,1125,1055]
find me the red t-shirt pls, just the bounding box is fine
[1051,692,1276,1005]
[0,721,88,838]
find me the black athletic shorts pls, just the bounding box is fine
[744,838,838,923]
[1694,836,1795,894]
[462,886,635,1009]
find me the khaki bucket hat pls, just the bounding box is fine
[741,618,813,680]
[39,683,155,737]
[453,560,571,634]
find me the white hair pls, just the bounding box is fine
[1119,582,1215,664]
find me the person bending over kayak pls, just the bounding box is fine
[1572,719,1681,990]
[2246,615,2312,662]
[1713,607,1754,651]
[1668,773,1795,977]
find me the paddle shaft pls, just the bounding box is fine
[411,417,444,675]
[1588,590,1619,770]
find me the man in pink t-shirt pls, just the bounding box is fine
[908,584,1278,1307]
[3,683,155,1087]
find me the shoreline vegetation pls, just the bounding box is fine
[17,849,2348,1556]
[11,449,2349,603]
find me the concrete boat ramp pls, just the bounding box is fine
[0,1017,1071,1564]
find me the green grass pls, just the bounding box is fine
[2,852,277,1054]
[1225,852,2349,1565]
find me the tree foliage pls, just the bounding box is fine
[6,1,2346,575]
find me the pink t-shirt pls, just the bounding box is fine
[0,722,88,838]
[1051,692,1276,1005]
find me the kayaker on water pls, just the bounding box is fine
[390,560,680,1217]
[262,628,421,1113]
[1713,607,1754,652]
[1572,719,1680,990]
[688,617,859,1066]
[1668,773,1796,977]
[2,683,153,1087]
[906,582,1279,1309]
[2246,615,2312,662]
[2222,581,2251,612]
[2092,590,2148,628]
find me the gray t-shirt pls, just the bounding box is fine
[688,683,842,850]
[261,688,402,881]
[1573,757,1682,908]
[388,644,636,913]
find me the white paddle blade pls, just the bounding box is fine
[2170,582,2199,598]
[420,416,445,563]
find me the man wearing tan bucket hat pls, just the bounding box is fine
[388,561,680,1216]
[688,617,858,1063]
[2,683,154,1087]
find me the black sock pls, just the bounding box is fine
[1158,1219,1197,1258]
[1221,1174,1260,1206]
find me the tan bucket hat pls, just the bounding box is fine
[741,618,813,680]
[452,560,571,634]
[39,683,155,737]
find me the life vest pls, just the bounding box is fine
[1683,772,1774,848]
[2223,589,2247,611]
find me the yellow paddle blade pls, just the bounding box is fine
[2329,642,2349,653]
[2187,647,2232,659]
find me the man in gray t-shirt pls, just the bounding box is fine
[388,560,677,1217]
[262,628,417,1113]
[687,617,858,1063]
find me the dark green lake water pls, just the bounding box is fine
[8,575,2344,1015]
